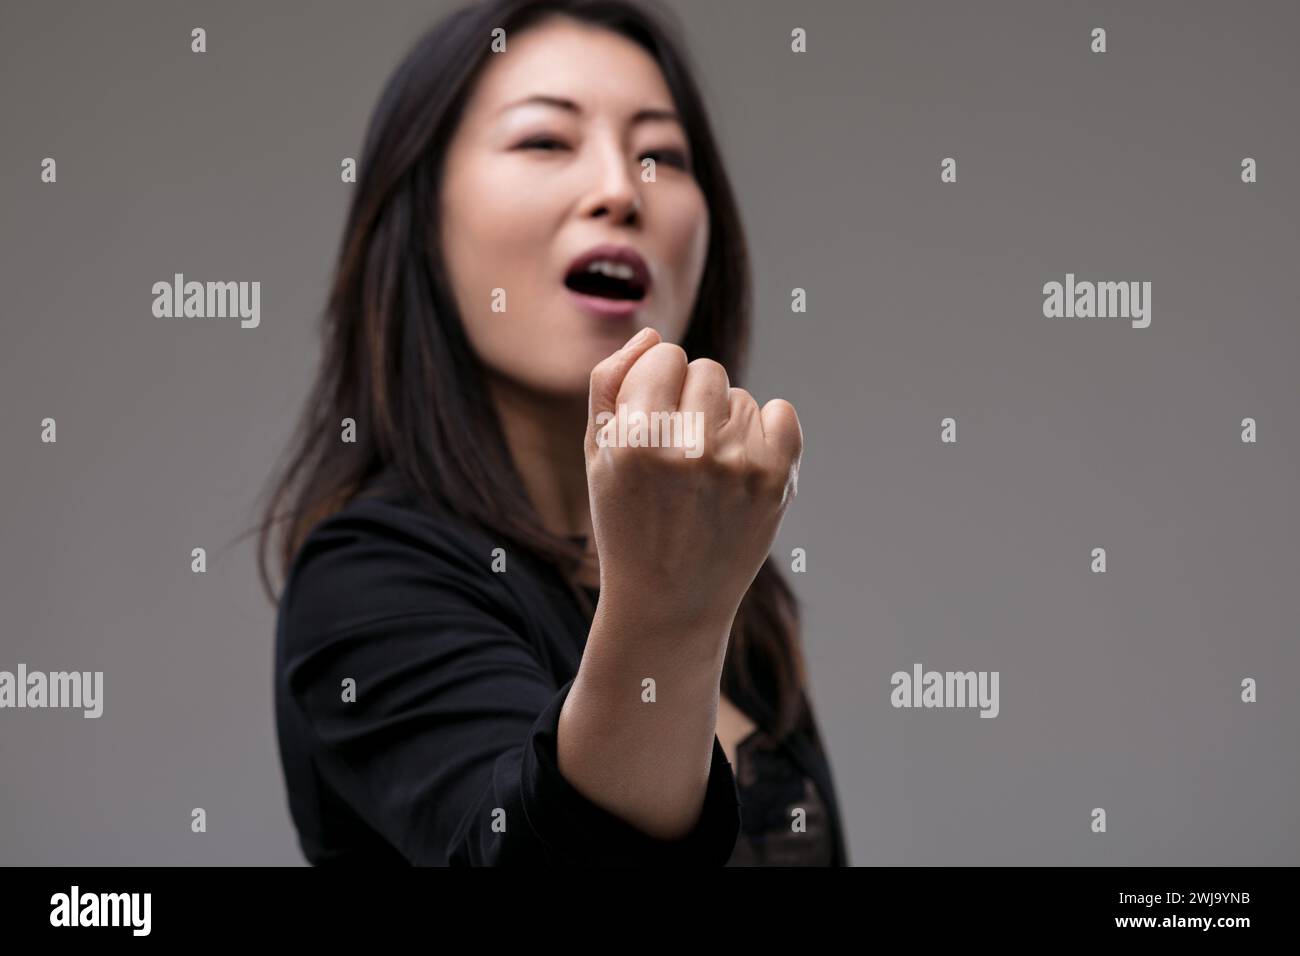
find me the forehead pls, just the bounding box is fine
[465,15,677,121]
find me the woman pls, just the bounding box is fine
[257,0,848,866]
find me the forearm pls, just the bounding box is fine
[556,599,732,841]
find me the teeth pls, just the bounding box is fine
[585,259,637,281]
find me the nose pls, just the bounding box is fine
[577,136,643,226]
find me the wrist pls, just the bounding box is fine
[587,591,736,672]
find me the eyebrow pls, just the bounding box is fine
[497,93,681,127]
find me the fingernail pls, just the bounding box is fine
[622,327,652,351]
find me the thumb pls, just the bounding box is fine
[587,326,662,430]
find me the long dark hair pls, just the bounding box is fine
[250,0,810,743]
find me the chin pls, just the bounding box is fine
[557,322,641,367]
[506,363,603,404]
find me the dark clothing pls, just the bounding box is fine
[727,728,840,865]
[273,468,848,865]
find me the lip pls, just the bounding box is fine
[562,242,653,316]
[565,288,647,319]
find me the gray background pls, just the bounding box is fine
[2,0,1296,865]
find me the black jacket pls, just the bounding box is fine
[274,471,848,865]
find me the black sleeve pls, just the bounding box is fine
[278,507,742,866]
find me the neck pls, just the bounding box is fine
[486,374,599,587]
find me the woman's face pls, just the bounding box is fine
[439,15,709,401]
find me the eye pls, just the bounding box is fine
[643,149,690,171]
[517,136,568,152]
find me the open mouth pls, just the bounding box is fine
[564,261,647,301]
[562,245,652,304]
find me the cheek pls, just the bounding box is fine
[440,161,585,389]
[452,177,546,284]
[443,164,555,327]
[662,192,710,315]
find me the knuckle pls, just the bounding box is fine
[764,399,803,450]
[728,387,757,416]
[649,342,688,366]
[766,396,799,421]
[707,441,746,476]
[688,357,726,378]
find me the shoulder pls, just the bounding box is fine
[289,489,490,578]
[277,485,510,649]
